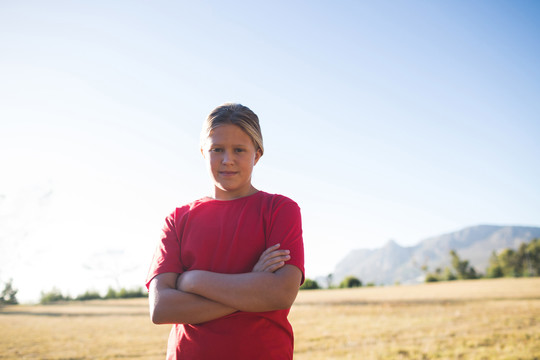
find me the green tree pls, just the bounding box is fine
[486,251,504,278]
[517,239,540,277]
[104,287,147,299]
[339,276,362,288]
[1,279,18,305]
[40,288,70,304]
[300,278,320,290]
[498,248,520,277]
[105,287,118,299]
[450,250,478,279]
[422,264,445,283]
[326,273,334,289]
[117,287,147,298]
[76,290,102,301]
[442,267,457,281]
[488,238,540,277]
[525,238,540,276]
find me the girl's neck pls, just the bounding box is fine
[212,185,259,201]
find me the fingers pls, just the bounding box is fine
[260,243,281,257]
[259,247,290,264]
[263,260,288,273]
[252,244,291,273]
[261,253,290,269]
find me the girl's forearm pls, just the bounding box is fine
[149,274,237,325]
[177,265,302,312]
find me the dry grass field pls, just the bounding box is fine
[1,278,539,359]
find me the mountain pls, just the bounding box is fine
[332,225,540,286]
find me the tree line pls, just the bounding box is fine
[300,238,540,289]
[485,237,540,278]
[0,282,148,305]
[300,275,367,290]
[423,238,540,282]
[39,287,148,304]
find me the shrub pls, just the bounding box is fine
[76,290,102,301]
[104,287,147,299]
[300,278,320,290]
[450,250,479,279]
[339,276,362,288]
[117,287,147,298]
[40,288,70,304]
[443,267,457,281]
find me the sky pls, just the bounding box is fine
[1,1,539,303]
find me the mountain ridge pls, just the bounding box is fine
[331,225,540,286]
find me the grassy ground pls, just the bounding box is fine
[1,278,539,359]
[291,278,540,359]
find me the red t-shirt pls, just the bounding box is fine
[146,191,305,360]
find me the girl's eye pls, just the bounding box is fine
[211,148,223,152]
[234,148,245,153]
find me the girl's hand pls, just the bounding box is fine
[252,243,291,273]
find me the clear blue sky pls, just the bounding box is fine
[1,1,539,302]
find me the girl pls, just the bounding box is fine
[146,103,305,359]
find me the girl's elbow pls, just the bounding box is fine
[151,314,163,325]
[150,307,163,324]
[150,303,170,324]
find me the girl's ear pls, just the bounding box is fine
[254,148,262,165]
[200,147,206,158]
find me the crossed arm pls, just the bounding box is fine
[149,244,302,325]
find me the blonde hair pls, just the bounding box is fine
[201,103,264,155]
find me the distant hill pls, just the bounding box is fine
[332,225,540,286]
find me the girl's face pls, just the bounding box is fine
[201,124,262,200]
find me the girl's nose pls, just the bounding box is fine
[222,151,234,164]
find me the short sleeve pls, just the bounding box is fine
[267,198,305,284]
[145,209,185,290]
